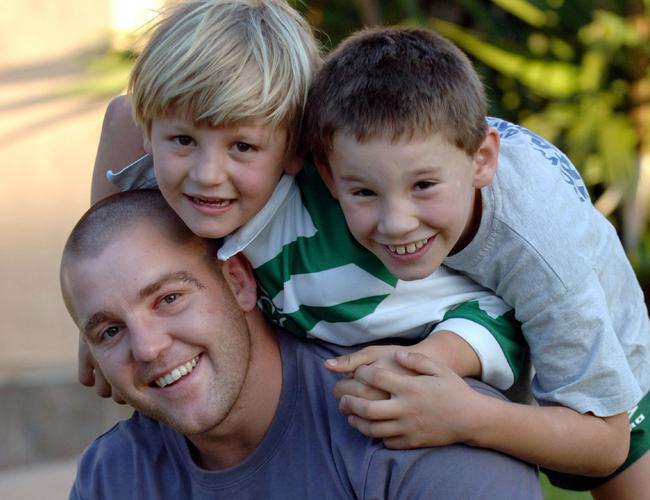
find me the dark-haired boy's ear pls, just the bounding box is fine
[472,127,499,189]
[314,158,339,199]
[222,254,258,312]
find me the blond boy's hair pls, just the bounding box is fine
[129,0,321,155]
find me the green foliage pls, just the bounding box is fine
[300,0,650,264]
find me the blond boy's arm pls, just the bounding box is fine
[91,95,147,204]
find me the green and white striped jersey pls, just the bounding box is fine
[108,155,527,390]
[219,164,527,390]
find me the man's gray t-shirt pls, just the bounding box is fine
[445,118,650,415]
[70,330,541,499]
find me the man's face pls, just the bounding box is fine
[323,132,487,281]
[63,224,252,436]
[150,116,291,238]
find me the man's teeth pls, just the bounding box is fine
[155,356,199,388]
[387,238,429,255]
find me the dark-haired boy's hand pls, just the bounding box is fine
[337,351,480,449]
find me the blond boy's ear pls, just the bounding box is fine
[314,158,339,199]
[283,156,303,175]
[143,135,152,155]
[472,127,499,189]
[222,254,258,312]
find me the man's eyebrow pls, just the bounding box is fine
[82,311,116,340]
[138,271,206,299]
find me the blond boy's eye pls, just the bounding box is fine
[235,142,253,153]
[414,180,435,190]
[173,135,195,146]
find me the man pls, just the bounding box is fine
[61,190,542,499]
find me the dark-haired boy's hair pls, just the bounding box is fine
[302,27,488,163]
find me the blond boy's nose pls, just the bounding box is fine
[190,151,228,185]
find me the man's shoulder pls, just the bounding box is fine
[71,412,178,499]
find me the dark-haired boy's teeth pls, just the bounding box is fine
[387,238,429,255]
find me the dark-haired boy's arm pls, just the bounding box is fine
[91,95,147,204]
[338,351,629,477]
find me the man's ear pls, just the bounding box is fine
[472,127,499,189]
[314,158,339,199]
[222,254,258,312]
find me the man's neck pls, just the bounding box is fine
[187,318,283,470]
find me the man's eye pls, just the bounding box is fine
[102,325,122,339]
[172,135,195,146]
[235,142,253,153]
[161,293,178,305]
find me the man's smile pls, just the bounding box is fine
[154,354,201,388]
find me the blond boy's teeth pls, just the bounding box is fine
[155,356,199,388]
[387,238,429,255]
[191,196,231,207]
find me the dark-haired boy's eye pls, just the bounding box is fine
[352,188,375,197]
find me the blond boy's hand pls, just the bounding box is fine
[78,336,126,404]
[336,351,481,449]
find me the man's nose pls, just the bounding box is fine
[189,149,228,185]
[377,198,419,237]
[129,317,173,363]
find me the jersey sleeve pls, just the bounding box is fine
[106,154,158,191]
[432,296,527,390]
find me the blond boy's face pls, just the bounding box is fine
[321,131,497,281]
[150,117,292,238]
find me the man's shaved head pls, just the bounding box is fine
[61,189,219,320]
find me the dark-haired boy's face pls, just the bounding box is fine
[321,132,494,281]
[151,116,293,238]
[62,222,252,436]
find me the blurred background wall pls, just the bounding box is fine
[0,1,160,498]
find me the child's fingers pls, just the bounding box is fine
[352,363,418,397]
[333,377,390,401]
[339,394,402,421]
[394,350,450,377]
[94,371,114,399]
[78,337,95,387]
[346,415,402,439]
[325,346,386,373]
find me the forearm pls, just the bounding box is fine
[408,331,481,378]
[465,395,630,476]
[91,95,146,204]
